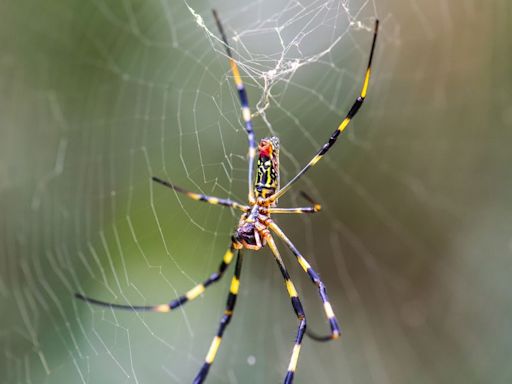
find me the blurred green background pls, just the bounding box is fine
[1,1,511,383]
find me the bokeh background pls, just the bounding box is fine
[1,1,511,383]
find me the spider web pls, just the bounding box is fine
[2,0,512,383]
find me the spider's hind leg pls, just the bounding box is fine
[269,221,341,342]
[266,234,307,384]
[193,250,244,383]
[75,243,238,313]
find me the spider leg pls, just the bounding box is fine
[265,207,320,214]
[152,176,248,211]
[267,19,379,203]
[213,10,257,203]
[266,191,322,214]
[193,250,243,384]
[265,191,322,214]
[75,243,237,313]
[268,222,341,341]
[266,234,306,384]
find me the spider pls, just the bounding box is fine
[76,10,379,384]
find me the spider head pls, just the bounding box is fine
[258,137,280,158]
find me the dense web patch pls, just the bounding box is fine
[2,0,510,383]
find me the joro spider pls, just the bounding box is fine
[76,10,379,384]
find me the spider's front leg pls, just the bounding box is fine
[265,19,379,204]
[152,176,248,211]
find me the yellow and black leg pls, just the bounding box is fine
[267,19,379,203]
[266,235,307,384]
[266,207,320,214]
[152,176,248,211]
[193,250,243,384]
[75,243,237,313]
[212,10,257,203]
[266,191,322,214]
[269,222,341,341]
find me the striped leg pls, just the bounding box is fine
[267,19,379,203]
[213,10,257,203]
[266,235,307,384]
[269,222,341,341]
[75,244,237,313]
[152,177,248,211]
[266,207,320,214]
[266,191,322,214]
[193,250,243,384]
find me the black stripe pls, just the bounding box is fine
[212,10,233,58]
[204,272,221,286]
[217,314,232,336]
[347,97,364,118]
[193,363,211,384]
[329,318,341,333]
[75,293,157,311]
[218,261,229,274]
[367,20,379,69]
[306,268,320,283]
[238,89,249,108]
[169,295,188,309]
[291,297,304,317]
[226,292,237,310]
[284,371,294,384]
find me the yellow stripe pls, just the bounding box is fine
[205,336,222,363]
[310,155,322,166]
[361,69,371,98]
[188,192,202,201]
[185,284,205,300]
[297,256,311,272]
[230,277,240,294]
[154,304,171,313]
[324,302,335,319]
[338,117,350,132]
[208,197,219,205]
[287,343,301,372]
[230,60,243,88]
[242,107,251,122]
[286,280,298,298]
[223,249,234,264]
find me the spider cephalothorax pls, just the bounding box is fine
[234,204,271,250]
[255,137,280,200]
[234,220,258,249]
[76,10,379,384]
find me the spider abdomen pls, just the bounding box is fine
[254,137,280,200]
